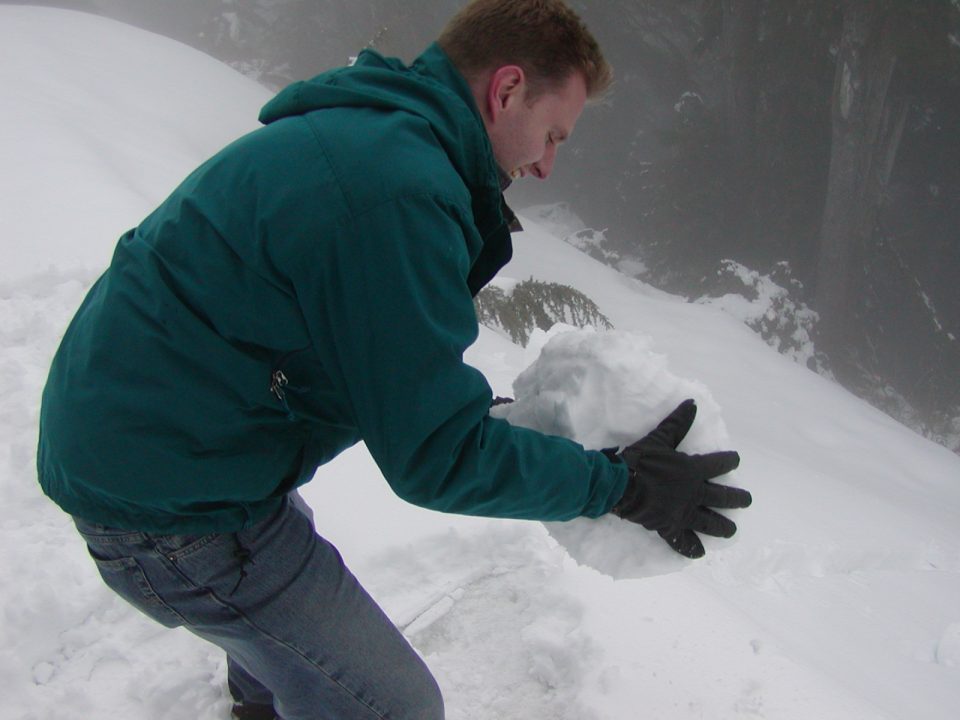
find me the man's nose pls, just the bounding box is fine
[530,148,556,180]
[533,143,557,180]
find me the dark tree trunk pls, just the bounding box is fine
[720,0,760,171]
[720,0,761,253]
[815,0,905,363]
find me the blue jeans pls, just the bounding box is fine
[73,496,444,719]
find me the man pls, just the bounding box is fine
[38,1,751,718]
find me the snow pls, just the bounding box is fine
[937,622,960,667]
[0,5,268,278]
[696,260,820,366]
[2,6,959,719]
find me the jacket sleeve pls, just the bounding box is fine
[288,192,628,520]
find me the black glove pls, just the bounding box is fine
[611,399,752,559]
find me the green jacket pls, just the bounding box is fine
[38,44,628,533]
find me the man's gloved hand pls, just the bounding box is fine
[611,399,752,559]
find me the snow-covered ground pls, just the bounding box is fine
[2,6,959,719]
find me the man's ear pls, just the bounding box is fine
[486,65,526,121]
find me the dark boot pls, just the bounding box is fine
[231,700,277,720]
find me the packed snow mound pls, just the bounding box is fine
[0,5,270,279]
[492,325,745,578]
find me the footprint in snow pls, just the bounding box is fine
[366,524,599,720]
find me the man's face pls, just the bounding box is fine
[488,71,587,182]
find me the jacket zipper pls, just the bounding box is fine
[270,369,296,421]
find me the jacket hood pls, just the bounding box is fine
[259,43,500,205]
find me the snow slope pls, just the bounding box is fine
[2,7,959,719]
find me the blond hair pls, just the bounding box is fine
[438,0,612,100]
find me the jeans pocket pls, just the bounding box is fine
[86,548,187,629]
[160,532,222,561]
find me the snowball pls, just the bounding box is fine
[493,325,736,579]
[498,325,729,455]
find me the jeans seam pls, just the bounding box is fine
[163,555,388,720]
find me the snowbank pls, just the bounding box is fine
[0,5,269,279]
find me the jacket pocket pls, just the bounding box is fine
[269,346,352,428]
[268,348,360,479]
[269,348,313,421]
